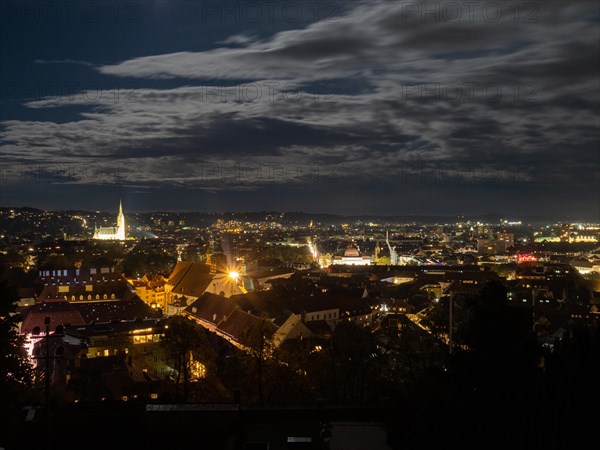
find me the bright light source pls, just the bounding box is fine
[229,271,239,280]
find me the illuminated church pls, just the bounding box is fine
[93,201,126,240]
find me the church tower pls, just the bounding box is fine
[386,230,399,265]
[116,200,126,240]
[92,200,126,240]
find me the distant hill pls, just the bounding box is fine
[1,207,597,225]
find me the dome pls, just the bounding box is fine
[344,245,360,257]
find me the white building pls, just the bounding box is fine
[93,201,126,240]
[332,244,372,266]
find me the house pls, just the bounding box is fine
[63,318,170,380]
[19,297,162,334]
[272,313,314,347]
[165,262,254,313]
[218,309,276,348]
[184,292,238,335]
[34,267,136,304]
[335,294,373,326]
[28,317,170,404]
[184,294,276,349]
[20,300,87,334]
[65,354,162,402]
[165,262,214,306]
[183,292,311,350]
[17,287,36,308]
[126,274,167,311]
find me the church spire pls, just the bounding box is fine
[116,199,125,240]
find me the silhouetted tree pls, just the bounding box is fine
[540,321,600,448]
[238,319,275,405]
[331,321,380,401]
[121,251,176,277]
[161,316,215,401]
[452,280,539,447]
[0,278,33,422]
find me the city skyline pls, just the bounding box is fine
[2,2,599,448]
[2,203,598,224]
[1,1,599,217]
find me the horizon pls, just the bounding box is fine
[2,204,598,223]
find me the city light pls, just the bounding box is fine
[0,0,598,445]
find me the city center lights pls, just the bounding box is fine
[3,207,599,448]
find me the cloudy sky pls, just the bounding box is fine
[0,1,598,218]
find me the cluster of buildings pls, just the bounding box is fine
[4,204,600,404]
[16,267,165,401]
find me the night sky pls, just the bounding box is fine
[0,1,598,218]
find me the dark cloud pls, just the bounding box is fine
[1,0,598,215]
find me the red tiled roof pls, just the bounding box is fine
[185,292,238,325]
[72,299,162,323]
[168,262,213,298]
[218,309,276,342]
[20,301,87,333]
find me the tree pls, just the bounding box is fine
[379,319,438,388]
[540,321,599,448]
[238,319,275,405]
[331,321,380,402]
[38,254,72,270]
[451,280,539,446]
[121,251,176,277]
[0,278,33,422]
[161,316,215,402]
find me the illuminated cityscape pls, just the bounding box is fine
[1,1,599,450]
[1,207,599,448]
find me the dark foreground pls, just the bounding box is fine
[3,403,398,450]
[2,399,592,450]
